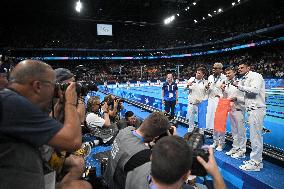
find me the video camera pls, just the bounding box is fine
[55,81,98,97]
[184,128,209,177]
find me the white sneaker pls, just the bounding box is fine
[243,160,263,169]
[239,160,262,171]
[216,144,223,151]
[231,151,246,159]
[225,148,238,156]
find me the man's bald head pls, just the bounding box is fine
[8,60,56,112]
[9,60,53,84]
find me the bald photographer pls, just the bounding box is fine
[0,60,86,189]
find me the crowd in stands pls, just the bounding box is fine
[41,48,283,84]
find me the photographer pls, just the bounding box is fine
[103,94,124,123]
[53,68,86,124]
[85,96,111,128]
[47,68,91,189]
[117,111,142,130]
[0,60,83,189]
[104,112,176,189]
[0,69,8,89]
[126,136,226,189]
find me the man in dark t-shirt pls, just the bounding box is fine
[117,111,142,130]
[162,73,178,116]
[0,60,83,189]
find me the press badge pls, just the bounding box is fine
[169,93,173,98]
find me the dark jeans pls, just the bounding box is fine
[165,100,176,116]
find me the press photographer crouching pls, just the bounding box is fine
[126,135,226,189]
[117,111,142,130]
[104,112,177,189]
[86,96,111,128]
[85,96,118,144]
[103,94,124,123]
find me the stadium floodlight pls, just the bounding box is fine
[232,2,236,6]
[164,15,175,24]
[193,2,196,5]
[75,0,82,13]
[218,8,222,13]
[194,19,197,23]
[208,13,212,17]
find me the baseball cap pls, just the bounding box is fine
[55,68,74,82]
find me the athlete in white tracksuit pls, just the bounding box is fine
[186,67,208,132]
[206,63,227,150]
[222,67,246,158]
[235,63,266,171]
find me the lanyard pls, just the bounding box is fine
[147,175,158,189]
[194,78,204,84]
[167,83,175,92]
[132,130,144,142]
[213,75,220,84]
[240,71,249,80]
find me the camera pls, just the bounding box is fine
[54,81,98,97]
[102,95,124,111]
[184,128,209,177]
[154,112,177,141]
[163,112,178,128]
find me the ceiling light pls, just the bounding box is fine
[75,0,82,13]
[177,13,179,16]
[193,2,196,5]
[194,19,198,23]
[202,17,205,20]
[218,8,222,13]
[232,2,236,6]
[164,15,175,24]
[208,13,212,17]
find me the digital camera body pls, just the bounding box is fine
[55,81,98,97]
[184,128,209,177]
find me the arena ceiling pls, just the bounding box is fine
[1,0,279,26]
